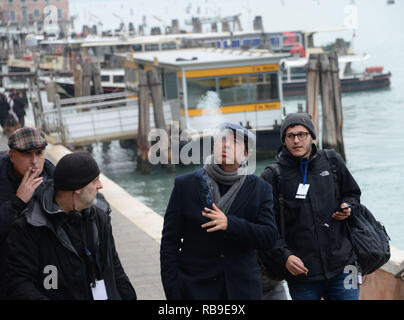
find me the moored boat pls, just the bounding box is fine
[281,54,391,97]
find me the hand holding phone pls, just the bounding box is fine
[336,204,351,212]
[332,203,352,220]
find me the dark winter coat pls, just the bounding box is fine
[160,168,279,300]
[260,145,361,283]
[0,151,54,299]
[0,95,10,127]
[12,96,26,118]
[5,182,137,300]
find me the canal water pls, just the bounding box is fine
[29,3,404,249]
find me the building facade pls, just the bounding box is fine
[0,0,69,26]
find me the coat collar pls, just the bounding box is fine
[195,168,255,216]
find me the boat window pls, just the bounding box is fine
[290,67,306,80]
[270,35,282,51]
[113,75,125,83]
[187,78,217,109]
[218,76,249,105]
[164,72,178,99]
[101,75,110,82]
[145,44,159,51]
[162,42,177,50]
[249,73,279,101]
[132,44,142,52]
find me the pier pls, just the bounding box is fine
[37,91,173,147]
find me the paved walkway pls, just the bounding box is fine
[0,132,8,151]
[110,207,165,300]
[0,132,165,300]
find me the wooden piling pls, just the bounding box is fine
[74,64,83,98]
[305,52,346,160]
[147,69,175,172]
[82,62,92,97]
[137,69,151,174]
[329,52,346,160]
[305,53,320,135]
[319,53,345,160]
[319,54,337,151]
[55,94,67,145]
[92,62,104,96]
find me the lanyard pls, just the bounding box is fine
[300,160,309,185]
[82,219,101,287]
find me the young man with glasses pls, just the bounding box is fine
[260,113,362,300]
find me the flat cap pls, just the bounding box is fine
[8,127,48,152]
[218,122,256,152]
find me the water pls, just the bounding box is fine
[32,2,404,249]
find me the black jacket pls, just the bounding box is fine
[260,145,361,282]
[0,95,10,126]
[0,151,54,299]
[160,168,279,300]
[5,182,137,300]
[12,97,26,118]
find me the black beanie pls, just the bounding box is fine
[54,152,100,191]
[280,113,317,143]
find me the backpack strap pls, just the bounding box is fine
[323,149,340,201]
[268,163,285,240]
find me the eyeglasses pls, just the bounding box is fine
[285,131,310,142]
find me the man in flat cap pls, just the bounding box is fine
[5,152,137,300]
[161,123,279,300]
[0,127,54,299]
[260,113,362,300]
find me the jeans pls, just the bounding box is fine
[287,270,360,300]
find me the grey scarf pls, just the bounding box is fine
[203,155,247,215]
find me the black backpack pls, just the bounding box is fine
[324,149,391,275]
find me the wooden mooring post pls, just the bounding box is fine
[147,69,175,173]
[137,69,151,174]
[82,62,92,97]
[305,52,346,160]
[92,62,104,96]
[305,53,320,135]
[74,65,83,98]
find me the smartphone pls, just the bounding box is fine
[335,204,351,212]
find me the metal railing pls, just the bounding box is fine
[43,92,173,146]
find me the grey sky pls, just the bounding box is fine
[68,0,402,54]
[70,0,351,32]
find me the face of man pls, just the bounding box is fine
[9,148,46,178]
[284,125,314,159]
[213,130,247,166]
[77,176,103,209]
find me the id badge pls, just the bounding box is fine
[91,279,108,300]
[296,183,310,199]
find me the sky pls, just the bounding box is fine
[69,0,354,34]
[67,0,402,53]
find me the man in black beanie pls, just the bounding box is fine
[260,113,362,300]
[5,152,137,300]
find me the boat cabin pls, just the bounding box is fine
[129,48,289,153]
